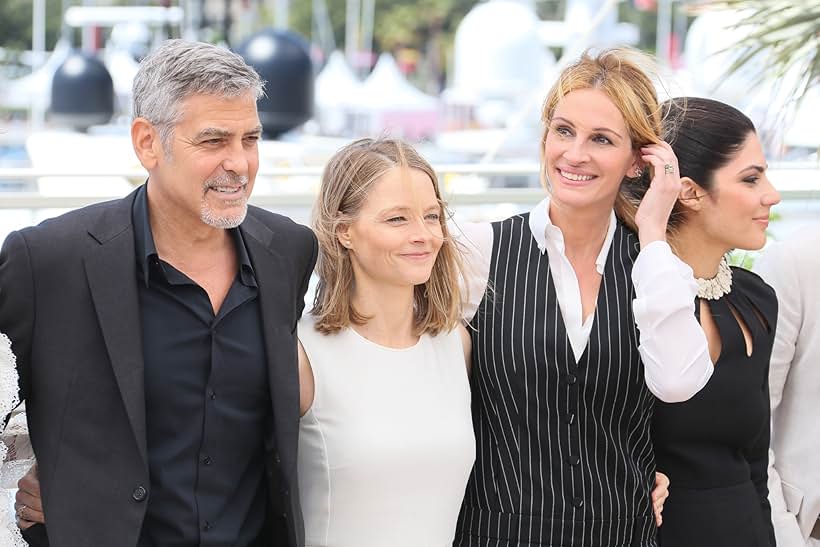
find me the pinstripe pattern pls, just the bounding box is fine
[455,214,658,547]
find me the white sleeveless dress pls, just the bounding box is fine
[297,315,475,547]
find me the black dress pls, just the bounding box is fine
[652,267,777,547]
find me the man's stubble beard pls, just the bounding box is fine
[200,172,251,229]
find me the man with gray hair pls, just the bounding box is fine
[0,39,316,546]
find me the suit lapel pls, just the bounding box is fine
[241,215,300,473]
[83,192,148,466]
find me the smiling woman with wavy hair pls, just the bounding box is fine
[294,136,475,547]
[310,137,465,336]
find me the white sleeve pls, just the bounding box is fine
[631,241,713,403]
[754,245,806,546]
[452,221,493,323]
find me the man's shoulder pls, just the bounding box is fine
[20,192,134,238]
[246,206,309,232]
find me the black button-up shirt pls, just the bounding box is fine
[133,186,271,546]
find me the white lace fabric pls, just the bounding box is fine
[0,333,29,546]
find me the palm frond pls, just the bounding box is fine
[707,0,820,103]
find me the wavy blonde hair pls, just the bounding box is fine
[311,137,464,336]
[540,48,665,232]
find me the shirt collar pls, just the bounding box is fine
[527,196,617,274]
[132,183,257,287]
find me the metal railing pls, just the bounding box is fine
[0,163,818,210]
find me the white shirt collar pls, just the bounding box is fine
[527,197,617,275]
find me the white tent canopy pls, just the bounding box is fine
[343,53,440,140]
[315,50,362,109]
[350,53,438,111]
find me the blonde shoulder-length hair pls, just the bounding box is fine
[311,137,464,336]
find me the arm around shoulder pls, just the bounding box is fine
[297,339,315,417]
[631,241,713,403]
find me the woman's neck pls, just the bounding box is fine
[671,224,727,279]
[349,282,418,348]
[548,199,611,263]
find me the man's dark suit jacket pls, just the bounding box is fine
[0,188,317,547]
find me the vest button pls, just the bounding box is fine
[566,455,580,466]
[572,496,584,508]
[566,374,577,385]
[566,413,576,425]
[132,486,147,502]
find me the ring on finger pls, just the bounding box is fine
[17,504,26,518]
[664,163,674,175]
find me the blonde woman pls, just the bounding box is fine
[455,49,711,546]
[296,138,475,547]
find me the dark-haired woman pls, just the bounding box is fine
[646,97,781,546]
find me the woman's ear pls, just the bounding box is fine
[336,224,353,250]
[629,153,644,179]
[678,176,706,212]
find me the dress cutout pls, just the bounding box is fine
[653,268,776,547]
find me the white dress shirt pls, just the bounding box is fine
[457,197,713,403]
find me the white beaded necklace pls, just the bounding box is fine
[696,256,733,300]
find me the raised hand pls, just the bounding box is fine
[634,141,682,248]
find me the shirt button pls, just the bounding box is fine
[202,455,212,466]
[566,374,577,385]
[132,486,147,502]
[572,496,584,508]
[566,413,576,425]
[203,521,211,531]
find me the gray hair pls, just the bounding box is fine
[132,39,265,151]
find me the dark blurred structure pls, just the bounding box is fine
[237,29,314,138]
[50,50,114,130]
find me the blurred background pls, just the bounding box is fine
[0,0,818,260]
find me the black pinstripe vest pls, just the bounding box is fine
[455,213,657,547]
